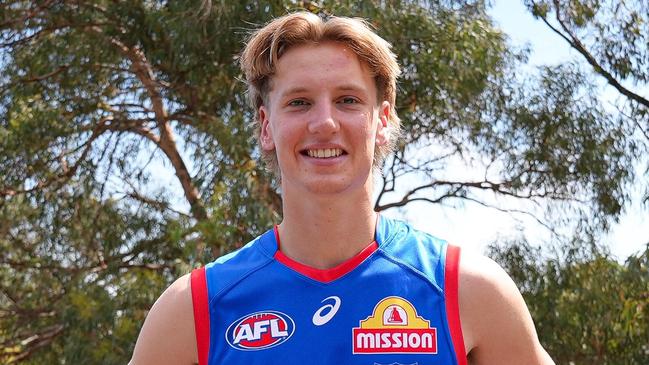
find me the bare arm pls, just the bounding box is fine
[459,250,555,365]
[129,273,198,365]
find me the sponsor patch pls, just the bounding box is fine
[312,296,342,326]
[225,310,295,351]
[353,296,437,354]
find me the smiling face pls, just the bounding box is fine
[259,41,390,196]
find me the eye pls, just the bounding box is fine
[288,99,308,107]
[340,97,360,104]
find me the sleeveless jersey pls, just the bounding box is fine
[191,216,467,365]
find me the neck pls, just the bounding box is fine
[277,182,378,270]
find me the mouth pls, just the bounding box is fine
[301,148,346,159]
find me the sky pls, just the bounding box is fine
[383,0,648,260]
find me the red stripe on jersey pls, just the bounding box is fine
[273,226,378,283]
[445,244,467,365]
[191,267,210,365]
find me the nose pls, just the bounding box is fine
[307,101,339,135]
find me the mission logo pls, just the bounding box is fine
[353,297,437,354]
[225,310,295,351]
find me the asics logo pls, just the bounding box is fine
[312,296,341,326]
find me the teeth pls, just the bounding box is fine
[307,148,343,158]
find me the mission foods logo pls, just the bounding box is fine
[353,297,437,354]
[225,311,295,351]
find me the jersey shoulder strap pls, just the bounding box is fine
[445,244,467,365]
[190,267,210,365]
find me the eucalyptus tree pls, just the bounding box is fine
[526,0,649,201]
[0,0,636,362]
[489,240,649,365]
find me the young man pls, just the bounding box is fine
[130,12,555,365]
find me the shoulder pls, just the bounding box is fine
[378,218,448,290]
[457,249,555,365]
[378,217,446,257]
[212,230,275,268]
[129,273,197,365]
[204,231,276,297]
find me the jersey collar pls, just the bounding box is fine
[271,216,384,283]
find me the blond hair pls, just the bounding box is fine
[240,11,401,171]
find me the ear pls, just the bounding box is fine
[375,101,391,146]
[259,106,275,151]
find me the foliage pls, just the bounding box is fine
[0,0,642,362]
[525,0,649,201]
[490,240,649,365]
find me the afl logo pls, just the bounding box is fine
[225,311,295,351]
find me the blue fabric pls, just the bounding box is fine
[202,216,459,364]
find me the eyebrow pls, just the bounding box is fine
[280,86,309,98]
[279,84,369,99]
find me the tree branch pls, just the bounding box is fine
[541,1,649,110]
[122,181,192,218]
[459,196,559,237]
[0,0,57,28]
[376,180,465,211]
[89,26,208,221]
[2,324,64,364]
[617,105,649,141]
[0,121,109,197]
[375,177,581,212]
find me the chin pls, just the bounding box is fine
[302,179,349,195]
[305,184,349,195]
[303,174,373,196]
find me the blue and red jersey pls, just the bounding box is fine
[191,216,467,364]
